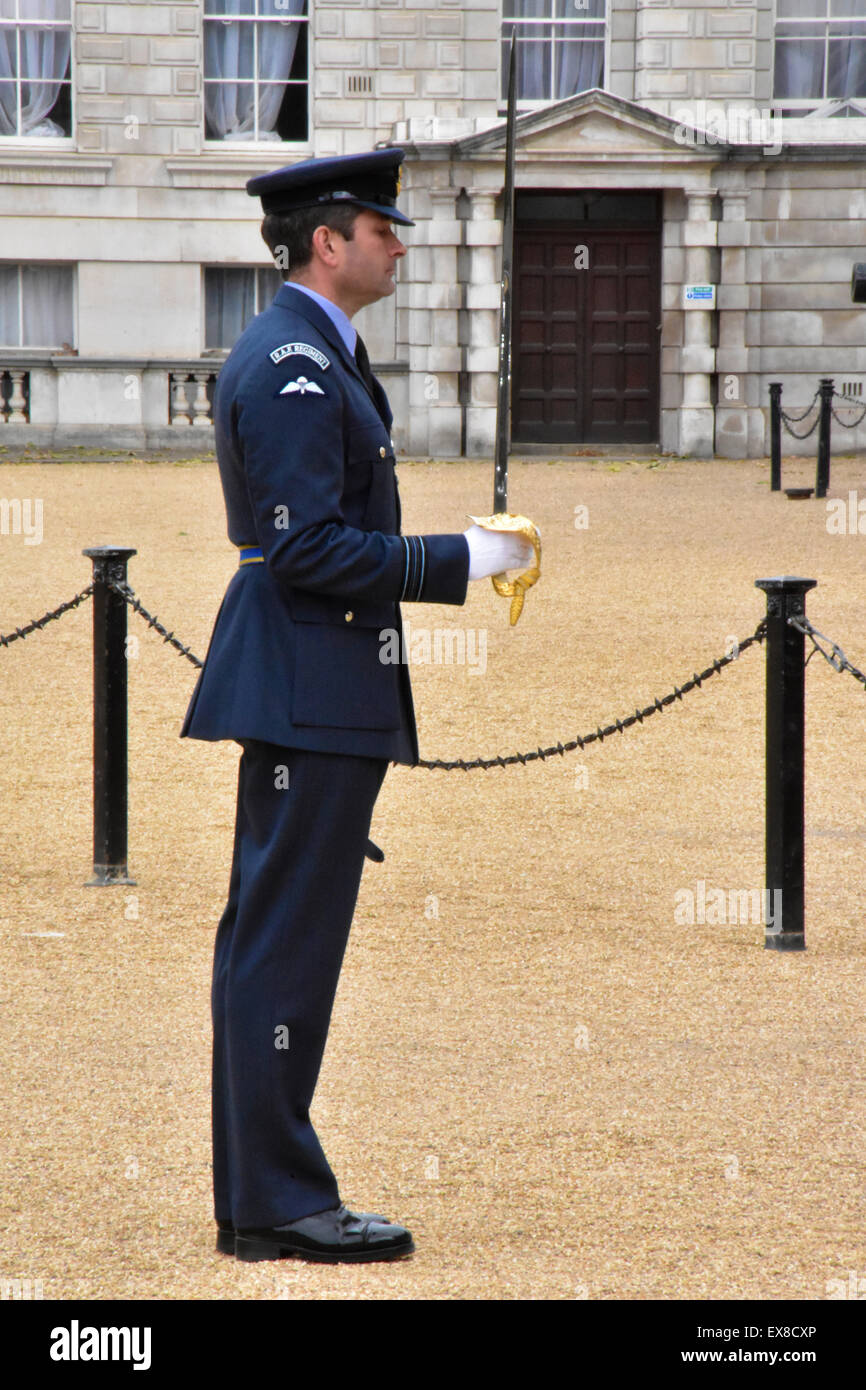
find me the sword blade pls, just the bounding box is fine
[493,31,517,515]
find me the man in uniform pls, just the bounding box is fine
[181,149,532,1263]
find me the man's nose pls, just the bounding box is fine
[392,237,407,258]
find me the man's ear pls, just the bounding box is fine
[310,222,342,268]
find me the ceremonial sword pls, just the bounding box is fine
[493,31,517,515]
[472,31,542,624]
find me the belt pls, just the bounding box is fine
[238,546,264,566]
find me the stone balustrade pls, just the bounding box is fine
[0,357,225,449]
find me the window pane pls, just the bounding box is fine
[827,37,866,96]
[505,33,552,98]
[259,0,306,16]
[256,19,299,80]
[204,0,255,15]
[204,20,255,80]
[20,79,68,135]
[554,0,605,19]
[204,79,256,137]
[774,38,825,97]
[777,0,827,17]
[0,80,18,134]
[831,0,861,16]
[0,26,18,77]
[25,0,72,19]
[205,269,256,348]
[0,265,19,346]
[21,265,72,347]
[555,37,604,97]
[504,0,552,19]
[272,74,307,140]
[256,82,289,136]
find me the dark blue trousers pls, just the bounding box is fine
[211,740,388,1229]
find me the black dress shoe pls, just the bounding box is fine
[233,1204,414,1263]
[215,1206,393,1256]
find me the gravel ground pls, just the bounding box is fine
[0,447,864,1302]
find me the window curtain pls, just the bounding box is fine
[507,0,605,101]
[0,266,73,347]
[554,31,605,100]
[206,269,281,348]
[0,0,70,137]
[0,265,18,345]
[206,270,257,348]
[204,0,303,141]
[21,265,73,346]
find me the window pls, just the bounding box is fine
[501,0,605,105]
[0,0,72,138]
[774,0,866,114]
[204,0,309,144]
[204,266,283,349]
[0,263,74,347]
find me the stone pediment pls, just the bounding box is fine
[454,88,725,163]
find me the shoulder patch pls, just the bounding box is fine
[269,342,330,370]
[278,376,326,397]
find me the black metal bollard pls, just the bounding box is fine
[82,546,137,886]
[769,382,782,491]
[815,378,834,499]
[754,576,816,950]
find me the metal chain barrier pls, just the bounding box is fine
[417,622,768,770]
[1,573,771,770]
[830,399,866,429]
[780,391,821,441]
[788,613,866,692]
[105,577,204,669]
[781,391,819,423]
[0,584,95,650]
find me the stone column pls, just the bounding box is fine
[715,186,760,458]
[680,188,717,457]
[407,187,462,458]
[464,188,501,458]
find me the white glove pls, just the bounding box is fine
[463,525,535,582]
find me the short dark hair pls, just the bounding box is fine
[261,203,361,276]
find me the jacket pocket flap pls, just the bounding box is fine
[289,587,394,629]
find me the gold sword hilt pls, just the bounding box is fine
[467,512,541,626]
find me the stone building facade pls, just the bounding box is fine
[1,0,865,458]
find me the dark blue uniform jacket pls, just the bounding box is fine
[180,283,469,763]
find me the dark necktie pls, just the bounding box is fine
[353,333,375,393]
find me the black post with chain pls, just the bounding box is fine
[815,378,834,499]
[755,576,816,951]
[82,546,138,886]
[769,382,782,492]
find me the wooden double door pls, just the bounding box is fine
[512,223,661,445]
